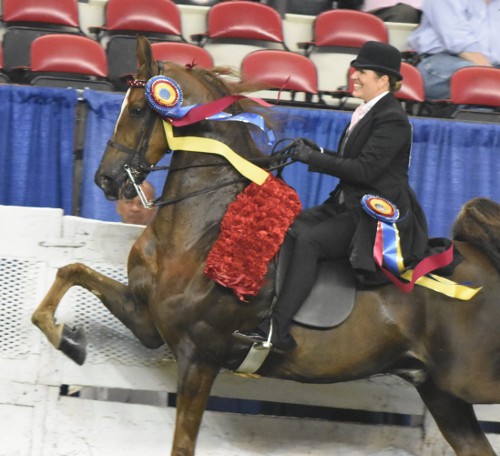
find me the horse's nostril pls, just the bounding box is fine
[96,173,112,187]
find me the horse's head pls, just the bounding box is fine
[95,35,248,200]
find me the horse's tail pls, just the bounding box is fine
[452,197,500,273]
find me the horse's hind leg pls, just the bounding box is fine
[171,358,220,456]
[32,262,163,365]
[417,380,495,456]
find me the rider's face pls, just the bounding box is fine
[351,68,389,103]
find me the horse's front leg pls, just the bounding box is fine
[171,357,220,456]
[32,262,163,365]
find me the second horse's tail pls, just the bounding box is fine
[452,197,500,273]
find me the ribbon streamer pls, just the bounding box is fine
[364,194,481,300]
[163,121,269,185]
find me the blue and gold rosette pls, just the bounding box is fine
[361,194,480,300]
[361,194,404,274]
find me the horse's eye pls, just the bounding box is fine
[129,106,145,118]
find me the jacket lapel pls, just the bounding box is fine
[342,94,393,152]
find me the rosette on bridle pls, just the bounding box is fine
[145,76,189,118]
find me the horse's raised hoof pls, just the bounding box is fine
[59,324,87,365]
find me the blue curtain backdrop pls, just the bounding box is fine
[0,85,77,213]
[1,85,499,237]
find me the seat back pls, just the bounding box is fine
[240,50,318,104]
[98,0,184,91]
[151,42,214,68]
[29,34,113,91]
[208,1,283,42]
[200,1,286,69]
[3,0,79,28]
[450,66,500,107]
[105,0,182,35]
[31,34,108,77]
[1,0,81,75]
[396,62,425,103]
[308,10,388,95]
[314,10,388,48]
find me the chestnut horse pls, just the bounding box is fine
[32,37,500,456]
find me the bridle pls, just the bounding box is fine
[107,62,297,208]
[104,73,161,202]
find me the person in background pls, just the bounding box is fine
[116,181,156,225]
[235,41,428,353]
[361,0,422,23]
[407,0,500,100]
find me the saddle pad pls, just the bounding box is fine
[292,259,356,328]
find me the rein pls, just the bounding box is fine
[127,141,297,208]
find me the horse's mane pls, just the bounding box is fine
[191,65,276,121]
[452,197,500,273]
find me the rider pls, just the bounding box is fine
[235,41,429,353]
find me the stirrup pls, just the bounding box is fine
[232,319,274,350]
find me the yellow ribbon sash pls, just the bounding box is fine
[163,121,269,185]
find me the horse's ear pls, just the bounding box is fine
[136,35,155,78]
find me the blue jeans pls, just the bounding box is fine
[417,53,476,100]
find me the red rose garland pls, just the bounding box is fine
[204,174,302,301]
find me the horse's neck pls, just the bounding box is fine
[154,152,245,250]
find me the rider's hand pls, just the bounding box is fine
[291,138,323,164]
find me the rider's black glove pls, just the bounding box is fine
[291,138,323,164]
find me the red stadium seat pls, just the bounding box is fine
[302,10,388,101]
[29,34,113,91]
[240,50,319,105]
[1,0,82,80]
[449,66,500,122]
[2,0,79,27]
[397,62,425,103]
[103,0,182,35]
[450,66,500,107]
[151,42,214,69]
[192,1,287,70]
[394,62,425,115]
[91,0,185,91]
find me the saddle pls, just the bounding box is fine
[274,236,463,330]
[275,236,356,329]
